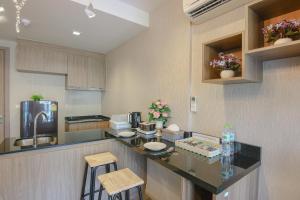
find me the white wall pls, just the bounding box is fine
[103,0,191,129]
[103,1,300,200]
[0,39,102,138]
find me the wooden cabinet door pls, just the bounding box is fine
[43,47,68,74]
[87,56,105,90]
[67,54,88,89]
[17,43,44,72]
[17,41,68,74]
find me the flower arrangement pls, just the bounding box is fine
[262,19,300,43]
[148,100,171,124]
[209,52,241,71]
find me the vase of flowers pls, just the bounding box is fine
[209,53,241,79]
[262,19,300,45]
[148,100,171,129]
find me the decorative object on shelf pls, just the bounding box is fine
[262,19,300,45]
[13,0,28,33]
[148,99,171,128]
[209,53,241,79]
[31,94,44,101]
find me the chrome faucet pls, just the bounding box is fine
[33,111,48,148]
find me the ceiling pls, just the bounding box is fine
[0,0,166,54]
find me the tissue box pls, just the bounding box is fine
[109,114,131,130]
[161,129,184,142]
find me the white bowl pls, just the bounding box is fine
[118,131,135,138]
[144,142,167,151]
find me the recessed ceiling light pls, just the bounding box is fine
[73,31,81,36]
[0,7,4,13]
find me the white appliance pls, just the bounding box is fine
[109,114,131,130]
[183,0,252,23]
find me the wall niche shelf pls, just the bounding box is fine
[202,32,261,85]
[246,0,300,60]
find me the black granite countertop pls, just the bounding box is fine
[106,128,261,194]
[65,115,110,124]
[0,129,114,155]
[0,128,261,195]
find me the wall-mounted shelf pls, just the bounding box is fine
[246,40,300,61]
[246,0,300,60]
[202,32,262,85]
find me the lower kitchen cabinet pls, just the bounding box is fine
[0,140,146,200]
[65,121,109,132]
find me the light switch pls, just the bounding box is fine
[190,96,197,112]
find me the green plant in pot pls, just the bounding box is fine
[148,100,171,129]
[31,94,44,101]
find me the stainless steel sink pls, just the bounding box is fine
[14,136,57,147]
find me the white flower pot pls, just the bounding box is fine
[274,38,292,45]
[155,121,163,129]
[220,70,235,79]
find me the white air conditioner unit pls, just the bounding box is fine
[183,0,252,23]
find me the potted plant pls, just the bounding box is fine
[262,19,300,45]
[148,100,171,129]
[31,94,44,101]
[209,52,241,79]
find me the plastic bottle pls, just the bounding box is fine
[222,124,231,157]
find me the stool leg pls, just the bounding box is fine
[137,186,143,200]
[81,163,88,200]
[113,162,118,171]
[125,190,130,200]
[117,193,122,200]
[90,167,97,200]
[105,164,111,173]
[98,184,103,200]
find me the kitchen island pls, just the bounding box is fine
[0,129,261,200]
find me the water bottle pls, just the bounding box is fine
[228,124,236,155]
[222,124,231,157]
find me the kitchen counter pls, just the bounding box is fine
[65,115,110,124]
[0,129,114,155]
[106,128,261,194]
[0,128,261,195]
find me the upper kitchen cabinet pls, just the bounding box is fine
[66,54,88,90]
[16,40,68,74]
[87,55,105,90]
[66,53,105,90]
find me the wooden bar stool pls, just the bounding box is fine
[98,168,144,200]
[81,152,118,200]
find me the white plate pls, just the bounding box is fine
[118,131,135,138]
[137,128,156,135]
[144,142,167,151]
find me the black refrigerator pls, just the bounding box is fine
[20,100,58,138]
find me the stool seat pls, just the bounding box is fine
[84,152,118,168]
[98,168,144,196]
